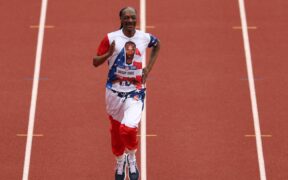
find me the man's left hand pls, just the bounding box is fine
[142,67,150,84]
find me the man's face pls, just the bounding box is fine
[121,8,137,31]
[126,44,136,56]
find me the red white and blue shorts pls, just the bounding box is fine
[105,88,146,128]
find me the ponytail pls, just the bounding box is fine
[119,7,126,29]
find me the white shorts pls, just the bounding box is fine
[105,88,145,128]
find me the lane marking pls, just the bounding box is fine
[30,25,54,29]
[22,0,48,180]
[233,26,257,30]
[30,25,54,28]
[245,134,272,138]
[238,1,267,180]
[136,25,155,29]
[137,134,157,137]
[17,134,44,137]
[140,0,147,180]
[240,77,264,81]
[24,77,49,81]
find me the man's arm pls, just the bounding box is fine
[93,40,115,67]
[142,40,161,83]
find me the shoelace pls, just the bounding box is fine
[128,160,137,173]
[116,161,125,175]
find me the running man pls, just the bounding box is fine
[93,7,160,180]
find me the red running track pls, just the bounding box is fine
[0,1,41,179]
[1,0,288,179]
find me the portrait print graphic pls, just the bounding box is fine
[125,41,136,65]
[109,40,143,89]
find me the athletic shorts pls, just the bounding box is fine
[105,88,145,128]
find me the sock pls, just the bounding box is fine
[116,153,126,162]
[127,149,137,161]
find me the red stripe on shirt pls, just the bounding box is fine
[97,35,110,56]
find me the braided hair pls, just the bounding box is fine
[119,7,126,29]
[119,7,137,29]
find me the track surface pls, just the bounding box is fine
[1,0,288,179]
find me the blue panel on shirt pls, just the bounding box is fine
[148,34,158,48]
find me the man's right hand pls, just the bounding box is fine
[93,40,116,67]
[107,40,115,57]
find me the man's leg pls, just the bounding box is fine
[109,116,126,156]
[109,116,127,180]
[120,97,143,180]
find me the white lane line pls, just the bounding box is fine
[22,0,48,180]
[140,0,147,180]
[238,0,267,180]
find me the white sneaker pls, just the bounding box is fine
[127,154,139,180]
[115,154,127,180]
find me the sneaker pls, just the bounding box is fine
[115,154,127,180]
[127,155,139,180]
